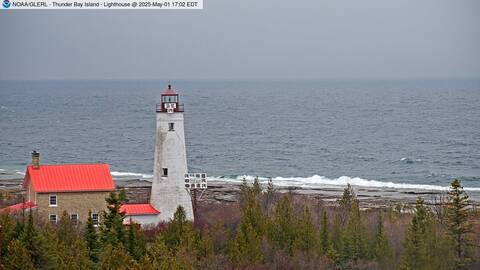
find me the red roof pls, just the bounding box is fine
[24,164,115,193]
[1,201,37,213]
[120,204,160,216]
[162,84,177,96]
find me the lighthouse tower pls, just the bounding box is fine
[150,84,194,222]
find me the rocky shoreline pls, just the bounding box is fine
[2,177,479,210]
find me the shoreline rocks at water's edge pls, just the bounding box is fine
[2,178,479,210]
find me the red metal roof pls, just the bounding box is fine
[162,84,178,96]
[120,203,160,216]
[24,164,115,193]
[1,201,37,213]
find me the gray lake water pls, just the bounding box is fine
[0,79,479,192]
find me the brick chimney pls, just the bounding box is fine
[31,151,40,169]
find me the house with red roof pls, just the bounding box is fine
[4,151,161,226]
[12,151,116,225]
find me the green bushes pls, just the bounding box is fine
[0,179,478,270]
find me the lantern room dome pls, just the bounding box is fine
[162,84,177,96]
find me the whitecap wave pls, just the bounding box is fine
[208,175,480,192]
[110,171,153,179]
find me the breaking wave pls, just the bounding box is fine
[110,171,153,179]
[209,175,480,192]
[106,170,480,192]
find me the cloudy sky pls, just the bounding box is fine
[1,0,479,80]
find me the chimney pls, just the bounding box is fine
[31,151,40,169]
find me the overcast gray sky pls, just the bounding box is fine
[1,0,479,80]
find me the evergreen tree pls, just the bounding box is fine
[142,235,183,270]
[267,177,274,196]
[293,205,317,253]
[37,223,62,269]
[252,176,262,197]
[19,210,42,267]
[269,195,297,255]
[240,177,249,207]
[57,211,76,245]
[400,197,430,270]
[265,177,275,216]
[58,238,93,270]
[229,222,263,265]
[3,239,35,270]
[330,213,342,252]
[341,199,367,262]
[326,243,341,265]
[319,210,329,254]
[338,183,356,211]
[164,205,190,251]
[229,180,266,265]
[373,213,393,268]
[127,221,147,261]
[100,190,127,247]
[84,210,100,263]
[99,244,139,270]
[445,179,473,268]
[0,213,16,261]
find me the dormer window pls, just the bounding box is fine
[49,195,57,207]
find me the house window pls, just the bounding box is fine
[168,122,174,131]
[49,214,57,224]
[162,168,168,176]
[49,195,57,206]
[92,213,99,227]
[71,214,79,225]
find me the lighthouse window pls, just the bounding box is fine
[163,168,168,176]
[168,123,174,131]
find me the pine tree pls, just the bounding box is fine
[58,238,93,270]
[341,199,367,262]
[252,176,262,197]
[326,243,341,265]
[19,210,42,267]
[319,210,329,254]
[3,239,35,270]
[330,213,342,254]
[0,213,16,261]
[445,179,473,268]
[338,183,356,211]
[84,210,100,262]
[293,205,317,253]
[400,197,430,270]
[100,190,127,247]
[373,213,393,268]
[229,180,266,265]
[265,177,275,216]
[57,211,76,245]
[164,205,190,251]
[98,244,139,270]
[143,235,182,270]
[269,195,297,255]
[38,223,62,269]
[127,221,147,261]
[229,222,263,265]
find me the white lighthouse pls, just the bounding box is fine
[150,84,194,222]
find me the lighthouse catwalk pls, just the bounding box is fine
[150,84,194,222]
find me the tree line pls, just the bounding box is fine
[0,178,478,269]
